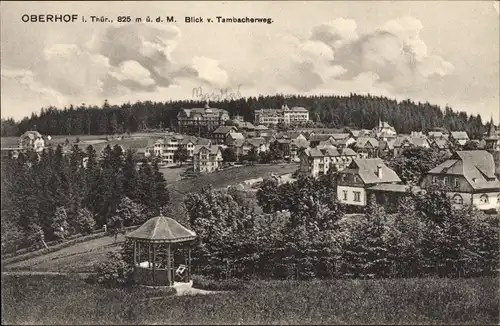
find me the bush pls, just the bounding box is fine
[93,252,134,287]
[192,275,248,291]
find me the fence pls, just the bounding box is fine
[1,225,139,266]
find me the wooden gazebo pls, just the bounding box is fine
[126,215,197,287]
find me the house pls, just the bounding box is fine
[392,136,431,157]
[193,144,223,173]
[274,138,292,159]
[331,137,356,149]
[181,136,199,157]
[484,117,500,152]
[245,137,268,154]
[234,121,256,132]
[177,101,230,135]
[290,138,310,161]
[19,131,45,152]
[421,150,500,212]
[287,131,309,142]
[144,135,184,164]
[337,158,402,206]
[299,147,358,177]
[254,104,309,125]
[212,126,238,144]
[373,120,397,137]
[226,132,245,146]
[376,131,398,142]
[254,125,271,137]
[430,138,452,151]
[449,131,470,146]
[378,139,396,158]
[299,148,330,177]
[348,129,372,139]
[354,137,379,158]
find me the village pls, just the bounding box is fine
[3,101,500,214]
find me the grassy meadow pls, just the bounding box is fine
[2,274,498,325]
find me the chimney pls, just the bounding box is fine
[377,164,383,179]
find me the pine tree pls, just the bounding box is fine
[122,149,138,200]
[52,206,70,240]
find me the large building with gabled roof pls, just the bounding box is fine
[421,150,500,212]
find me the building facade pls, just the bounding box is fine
[337,158,402,206]
[177,102,230,135]
[254,105,309,125]
[421,150,500,212]
[192,145,223,173]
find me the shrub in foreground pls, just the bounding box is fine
[93,251,134,287]
[192,274,248,291]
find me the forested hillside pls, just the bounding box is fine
[0,94,490,138]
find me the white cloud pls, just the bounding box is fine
[192,56,229,88]
[109,60,155,87]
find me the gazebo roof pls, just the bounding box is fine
[126,215,196,243]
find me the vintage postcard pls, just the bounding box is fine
[1,1,499,325]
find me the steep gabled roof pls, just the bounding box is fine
[450,131,469,140]
[428,150,500,190]
[355,137,379,148]
[126,215,196,243]
[348,158,401,184]
[213,126,237,134]
[193,144,221,155]
[228,132,245,140]
[305,148,324,157]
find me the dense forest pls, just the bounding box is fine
[0,94,491,138]
[1,145,170,253]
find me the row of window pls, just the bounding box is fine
[452,193,500,205]
[432,176,460,187]
[342,190,361,202]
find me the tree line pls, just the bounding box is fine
[174,174,498,280]
[1,145,170,254]
[1,94,492,138]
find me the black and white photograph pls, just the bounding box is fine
[1,1,499,324]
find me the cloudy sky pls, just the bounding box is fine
[1,1,499,122]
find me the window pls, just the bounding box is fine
[353,191,361,202]
[454,178,459,188]
[443,177,448,186]
[480,194,489,204]
[343,190,348,200]
[497,194,500,204]
[452,194,463,205]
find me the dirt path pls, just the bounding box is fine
[173,281,223,296]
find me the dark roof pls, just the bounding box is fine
[126,215,196,243]
[213,126,237,134]
[355,137,379,148]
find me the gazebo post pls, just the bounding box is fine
[148,243,151,268]
[167,243,172,286]
[152,242,156,284]
[133,240,137,266]
[138,241,141,263]
[188,245,192,281]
